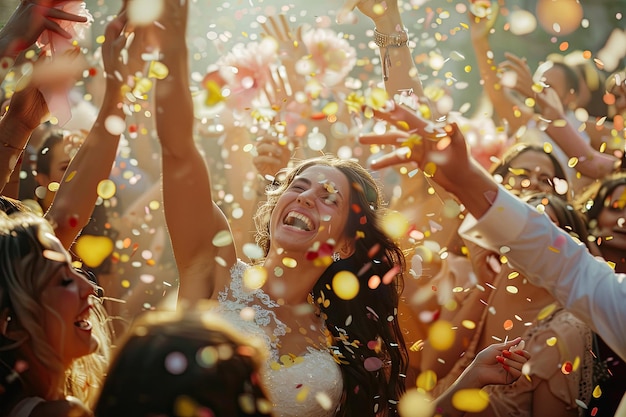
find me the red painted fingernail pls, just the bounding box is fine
[502,350,512,358]
[502,364,510,371]
[496,356,505,364]
[514,350,524,355]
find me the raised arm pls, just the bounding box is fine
[468,2,533,133]
[44,11,138,249]
[154,0,236,303]
[342,0,426,101]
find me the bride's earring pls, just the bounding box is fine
[332,252,341,262]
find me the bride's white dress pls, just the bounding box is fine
[216,261,343,417]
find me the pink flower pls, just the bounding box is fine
[297,28,356,88]
[217,37,279,106]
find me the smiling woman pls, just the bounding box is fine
[153,1,409,414]
[0,211,112,417]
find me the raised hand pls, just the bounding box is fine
[358,102,467,188]
[468,0,499,40]
[338,0,400,26]
[260,15,306,109]
[261,15,305,60]
[252,136,292,180]
[0,0,89,59]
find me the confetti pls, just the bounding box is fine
[427,320,455,351]
[451,388,489,412]
[416,370,437,391]
[398,390,435,417]
[332,270,359,300]
[74,235,114,268]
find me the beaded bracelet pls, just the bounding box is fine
[373,27,409,81]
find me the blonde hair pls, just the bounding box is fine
[0,212,111,407]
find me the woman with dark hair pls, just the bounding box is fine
[490,143,569,199]
[94,309,272,417]
[153,1,528,416]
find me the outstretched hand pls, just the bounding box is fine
[0,0,89,59]
[358,102,474,194]
[468,1,499,40]
[253,136,292,180]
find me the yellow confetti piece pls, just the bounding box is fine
[543,142,553,153]
[458,319,474,330]
[64,170,77,183]
[537,303,557,320]
[382,210,409,240]
[567,157,579,168]
[451,388,489,412]
[48,182,60,192]
[506,285,518,294]
[282,257,297,268]
[97,179,116,199]
[174,395,198,417]
[592,385,602,398]
[322,101,339,116]
[74,235,114,268]
[409,340,424,352]
[296,385,310,403]
[427,320,455,351]
[531,83,544,93]
[416,370,438,391]
[423,162,437,177]
[332,271,359,300]
[243,266,267,290]
[546,336,558,346]
[149,61,169,80]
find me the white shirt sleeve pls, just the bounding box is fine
[458,185,626,362]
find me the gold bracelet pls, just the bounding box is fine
[373,28,409,81]
[373,28,409,48]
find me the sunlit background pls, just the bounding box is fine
[1,0,624,112]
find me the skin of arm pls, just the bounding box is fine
[154,0,236,303]
[44,12,135,250]
[468,4,532,134]
[0,81,50,195]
